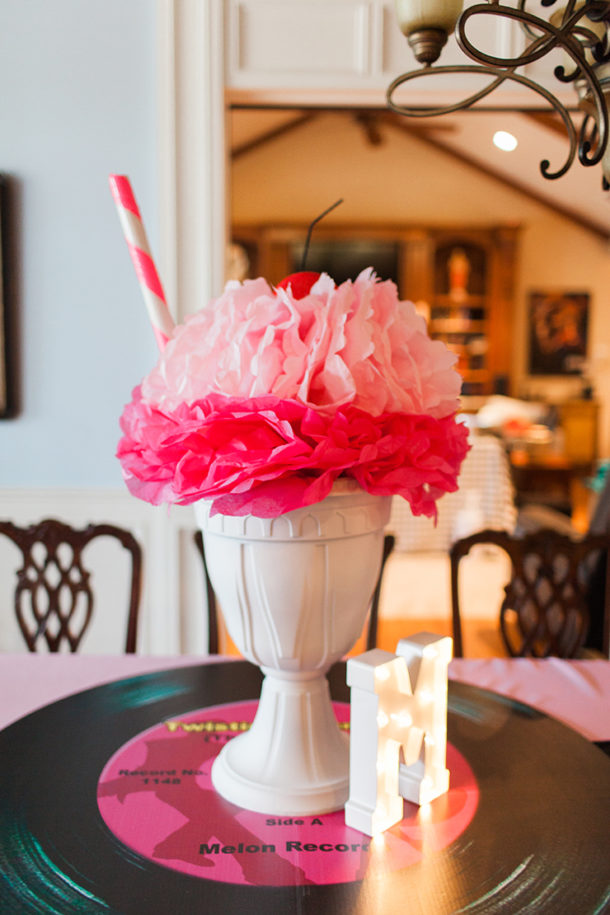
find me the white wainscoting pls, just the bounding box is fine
[0,489,210,656]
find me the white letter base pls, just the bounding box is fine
[344,632,452,836]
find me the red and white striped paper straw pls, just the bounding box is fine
[109,175,175,351]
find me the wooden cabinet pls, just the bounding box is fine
[232,223,519,395]
[508,399,598,521]
[425,228,519,396]
[558,399,599,463]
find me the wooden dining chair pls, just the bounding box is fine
[0,518,142,652]
[514,468,610,654]
[193,531,395,655]
[193,530,221,655]
[450,527,610,659]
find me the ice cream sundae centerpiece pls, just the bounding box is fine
[118,266,468,519]
[111,176,469,816]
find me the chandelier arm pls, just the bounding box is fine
[459,4,559,67]
[387,66,511,117]
[577,82,609,166]
[386,64,578,179]
[555,1,610,68]
[448,1,607,170]
[517,0,583,42]
[518,0,549,42]
[563,43,610,165]
[457,2,605,71]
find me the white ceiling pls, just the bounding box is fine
[410,110,610,238]
[230,106,610,239]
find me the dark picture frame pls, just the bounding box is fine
[0,174,14,417]
[528,290,589,376]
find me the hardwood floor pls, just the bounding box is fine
[367,549,510,658]
[351,616,506,658]
[221,616,505,660]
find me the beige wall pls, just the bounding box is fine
[231,111,610,455]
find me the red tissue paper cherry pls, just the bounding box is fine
[276,271,321,299]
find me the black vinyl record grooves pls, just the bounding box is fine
[0,660,608,914]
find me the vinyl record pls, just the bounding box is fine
[0,661,608,914]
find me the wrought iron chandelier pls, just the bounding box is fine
[387,1,610,187]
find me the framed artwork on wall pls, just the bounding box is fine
[528,290,589,376]
[0,174,14,418]
[0,176,7,416]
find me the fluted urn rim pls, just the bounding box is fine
[194,480,391,543]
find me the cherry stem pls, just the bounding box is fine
[300,198,344,270]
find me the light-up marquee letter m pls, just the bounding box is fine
[345,633,452,836]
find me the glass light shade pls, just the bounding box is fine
[394,0,464,37]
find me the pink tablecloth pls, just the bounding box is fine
[449,657,610,742]
[0,654,208,731]
[0,654,608,741]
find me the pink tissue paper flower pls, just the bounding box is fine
[118,270,470,517]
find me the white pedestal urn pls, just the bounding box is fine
[193,480,392,816]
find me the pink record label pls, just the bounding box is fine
[97,700,479,887]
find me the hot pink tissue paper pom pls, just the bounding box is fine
[118,390,470,518]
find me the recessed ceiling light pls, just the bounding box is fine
[493,130,518,152]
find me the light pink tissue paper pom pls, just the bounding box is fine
[141,270,461,419]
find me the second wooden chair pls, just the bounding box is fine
[450,527,610,659]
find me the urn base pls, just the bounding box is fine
[211,671,349,815]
